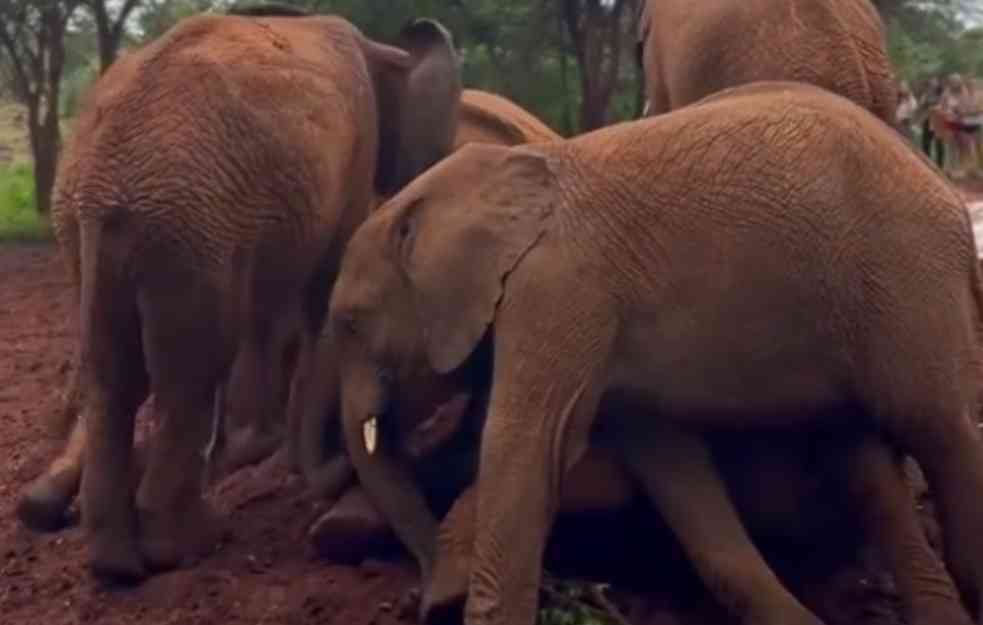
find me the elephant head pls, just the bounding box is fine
[293,89,559,500]
[327,143,554,593]
[216,14,464,480]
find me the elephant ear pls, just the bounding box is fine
[397,145,556,374]
[366,19,462,197]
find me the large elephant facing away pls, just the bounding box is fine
[636,0,897,123]
[17,10,461,582]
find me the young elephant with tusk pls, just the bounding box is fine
[327,81,983,625]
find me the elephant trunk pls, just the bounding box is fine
[340,367,439,579]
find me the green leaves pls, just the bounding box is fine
[538,577,632,625]
[886,1,983,84]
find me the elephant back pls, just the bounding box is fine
[640,0,896,125]
[54,14,373,279]
[454,89,562,150]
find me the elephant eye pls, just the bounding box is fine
[398,220,411,239]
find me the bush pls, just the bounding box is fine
[0,164,49,241]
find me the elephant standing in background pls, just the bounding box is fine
[17,10,461,583]
[328,82,983,625]
[636,0,897,124]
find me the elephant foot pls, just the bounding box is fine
[89,530,147,585]
[17,475,77,532]
[308,487,394,564]
[421,551,469,625]
[305,456,355,501]
[139,499,223,572]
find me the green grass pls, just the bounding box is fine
[0,163,50,241]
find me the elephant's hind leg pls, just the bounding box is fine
[839,436,972,625]
[859,301,983,621]
[17,355,88,531]
[18,420,86,531]
[136,283,231,572]
[78,290,150,583]
[616,423,824,625]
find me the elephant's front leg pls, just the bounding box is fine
[465,323,611,625]
[616,423,824,625]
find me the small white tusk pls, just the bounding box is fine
[363,417,378,455]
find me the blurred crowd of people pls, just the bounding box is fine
[897,73,983,179]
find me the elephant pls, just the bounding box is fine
[16,9,461,583]
[635,0,897,124]
[326,81,983,625]
[293,88,562,504]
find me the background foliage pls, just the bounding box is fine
[0,0,980,229]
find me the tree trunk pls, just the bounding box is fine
[90,0,140,73]
[92,2,118,72]
[96,25,115,72]
[563,0,633,132]
[31,4,70,214]
[0,1,76,214]
[32,124,58,215]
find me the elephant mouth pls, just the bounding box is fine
[403,391,473,459]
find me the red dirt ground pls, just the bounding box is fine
[2,182,982,625]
